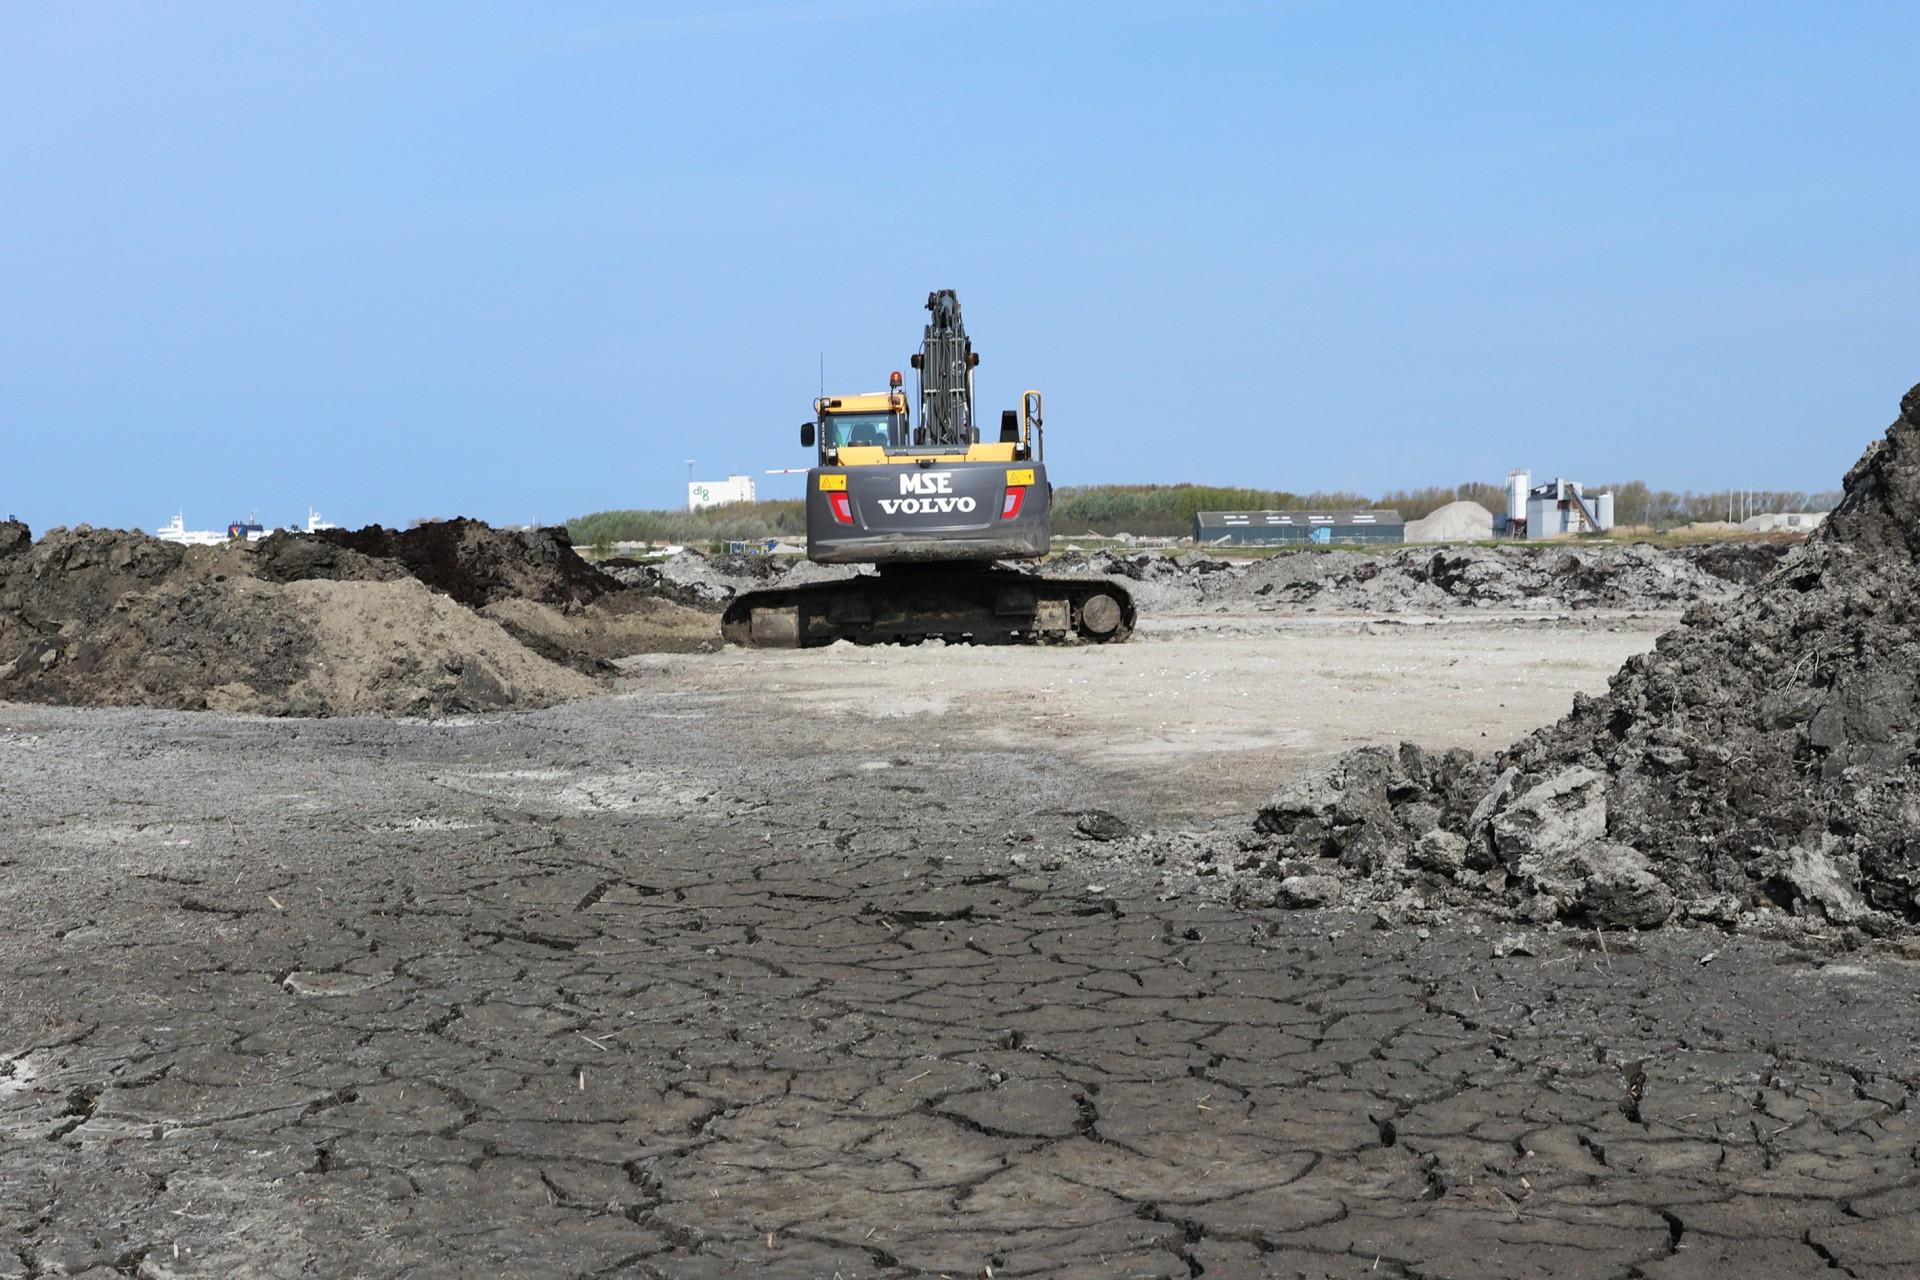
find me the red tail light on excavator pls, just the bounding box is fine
[827,491,854,524]
[1000,486,1026,520]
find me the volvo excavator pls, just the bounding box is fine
[721,291,1135,647]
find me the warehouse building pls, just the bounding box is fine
[1193,510,1404,546]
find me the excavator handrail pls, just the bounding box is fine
[1021,390,1044,462]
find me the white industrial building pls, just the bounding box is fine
[688,475,757,511]
[1503,470,1615,540]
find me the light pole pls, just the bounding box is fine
[685,459,696,511]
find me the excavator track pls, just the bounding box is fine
[721,567,1135,648]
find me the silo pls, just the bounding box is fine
[1596,493,1615,531]
[1507,470,1529,523]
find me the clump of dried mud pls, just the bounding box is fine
[1672,538,1797,587]
[1226,385,1920,936]
[605,551,796,609]
[0,519,712,716]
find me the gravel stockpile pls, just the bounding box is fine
[1220,384,1920,935]
[1403,499,1495,543]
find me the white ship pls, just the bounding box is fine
[152,514,227,547]
[152,508,337,544]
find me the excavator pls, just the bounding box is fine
[721,291,1135,647]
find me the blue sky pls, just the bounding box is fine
[3,1,1915,531]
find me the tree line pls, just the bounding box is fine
[568,502,807,550]
[566,481,1842,547]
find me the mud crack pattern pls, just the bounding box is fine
[1,698,1915,1278]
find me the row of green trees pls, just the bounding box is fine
[567,482,1843,546]
[1050,485,1373,536]
[568,501,807,549]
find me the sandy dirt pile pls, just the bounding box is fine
[0,519,710,715]
[275,579,598,715]
[1229,385,1920,935]
[480,593,717,670]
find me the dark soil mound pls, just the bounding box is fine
[0,527,302,709]
[0,524,601,716]
[1242,384,1920,935]
[602,551,789,610]
[308,519,619,610]
[250,532,409,587]
[1674,539,1797,586]
[0,526,194,648]
[7,573,320,712]
[0,520,29,562]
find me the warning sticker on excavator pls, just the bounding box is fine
[1005,469,1035,486]
[817,474,847,491]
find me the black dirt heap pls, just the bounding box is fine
[1250,384,1920,933]
[0,526,319,711]
[299,518,618,610]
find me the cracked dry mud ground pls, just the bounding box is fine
[4,639,1920,1278]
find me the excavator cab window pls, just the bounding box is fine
[828,413,893,449]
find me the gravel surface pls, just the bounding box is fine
[624,537,1774,621]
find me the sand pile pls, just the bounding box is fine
[1232,384,1920,935]
[274,580,598,716]
[269,520,719,671]
[1403,499,1494,543]
[0,519,711,716]
[479,594,717,670]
